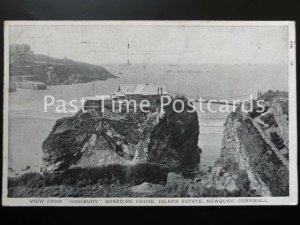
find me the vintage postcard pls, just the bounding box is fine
[2,21,297,206]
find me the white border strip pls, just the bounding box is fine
[288,21,298,204]
[2,21,10,204]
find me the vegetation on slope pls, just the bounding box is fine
[9,44,117,85]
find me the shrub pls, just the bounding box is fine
[8,163,171,189]
[8,173,46,188]
[48,165,128,186]
[260,113,278,127]
[126,163,170,185]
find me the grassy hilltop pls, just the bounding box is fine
[9,44,117,85]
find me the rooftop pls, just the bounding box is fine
[118,83,168,95]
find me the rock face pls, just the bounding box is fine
[147,101,201,172]
[42,110,155,173]
[208,113,267,196]
[209,94,289,197]
[42,99,201,174]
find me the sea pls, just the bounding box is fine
[7,64,288,175]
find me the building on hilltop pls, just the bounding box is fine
[115,83,168,105]
[84,83,168,111]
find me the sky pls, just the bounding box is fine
[9,24,289,65]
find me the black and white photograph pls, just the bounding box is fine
[2,21,297,206]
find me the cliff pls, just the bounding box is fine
[147,100,201,172]
[208,92,289,197]
[9,44,117,85]
[42,99,200,174]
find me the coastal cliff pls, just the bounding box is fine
[42,99,200,174]
[147,101,201,172]
[208,91,289,196]
[10,44,117,85]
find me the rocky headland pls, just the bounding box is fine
[208,91,289,197]
[10,44,117,85]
